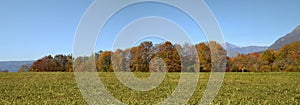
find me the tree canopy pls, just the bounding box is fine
[26,41,300,72]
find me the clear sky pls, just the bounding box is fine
[1,0,300,61]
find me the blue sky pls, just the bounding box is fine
[1,0,300,61]
[205,0,300,46]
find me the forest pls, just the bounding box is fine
[19,41,300,72]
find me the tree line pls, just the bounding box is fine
[229,42,300,72]
[19,41,300,72]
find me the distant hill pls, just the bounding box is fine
[270,25,300,50]
[225,42,268,57]
[0,61,34,72]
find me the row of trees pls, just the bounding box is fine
[23,41,300,72]
[228,42,300,72]
[21,55,73,72]
[73,41,225,72]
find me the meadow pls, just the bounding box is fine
[0,72,299,104]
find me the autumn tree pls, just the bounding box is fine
[66,55,73,72]
[260,49,275,65]
[208,41,227,72]
[30,55,53,72]
[130,41,153,72]
[247,52,261,72]
[112,49,126,72]
[231,53,260,72]
[97,51,113,72]
[73,56,96,72]
[273,42,300,71]
[195,42,211,72]
[30,55,73,72]
[18,65,30,72]
[154,41,181,72]
[180,43,199,72]
[259,49,276,72]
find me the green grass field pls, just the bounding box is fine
[0,72,299,104]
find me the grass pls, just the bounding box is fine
[0,72,299,104]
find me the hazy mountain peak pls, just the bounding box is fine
[0,61,34,72]
[225,42,239,49]
[293,25,300,32]
[225,42,268,57]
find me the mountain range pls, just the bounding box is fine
[0,61,34,72]
[226,25,300,57]
[270,25,300,50]
[225,43,268,57]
